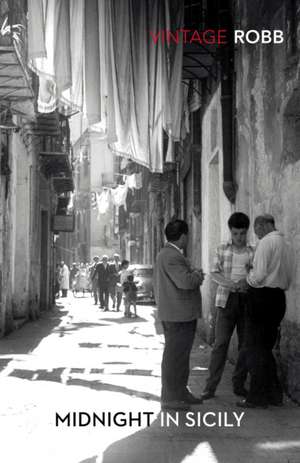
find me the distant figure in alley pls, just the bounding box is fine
[59,261,70,298]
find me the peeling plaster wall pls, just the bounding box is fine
[201,85,232,339]
[235,0,300,400]
[11,132,30,318]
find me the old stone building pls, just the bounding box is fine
[0,1,74,335]
[232,0,300,400]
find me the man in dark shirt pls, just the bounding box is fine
[93,255,111,310]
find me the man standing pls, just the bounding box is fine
[237,214,292,408]
[154,219,204,410]
[90,256,99,305]
[201,212,254,400]
[94,255,111,311]
[109,253,121,310]
[59,261,70,298]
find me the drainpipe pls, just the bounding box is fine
[220,5,237,203]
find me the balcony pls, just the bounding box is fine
[0,1,33,104]
[37,113,73,191]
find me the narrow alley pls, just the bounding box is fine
[0,296,299,463]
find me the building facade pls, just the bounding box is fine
[0,1,74,336]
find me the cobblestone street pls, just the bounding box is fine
[0,295,299,463]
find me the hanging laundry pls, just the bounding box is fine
[127,173,143,190]
[84,0,101,124]
[111,183,129,211]
[189,80,202,113]
[28,0,46,60]
[181,80,190,141]
[29,0,80,114]
[61,0,84,113]
[166,138,175,163]
[67,192,74,210]
[97,190,110,215]
[127,174,137,190]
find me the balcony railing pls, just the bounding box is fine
[0,0,33,102]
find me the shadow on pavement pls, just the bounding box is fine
[79,411,300,463]
[6,366,161,401]
[101,316,147,324]
[68,377,160,401]
[0,304,68,368]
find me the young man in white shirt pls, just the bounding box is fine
[201,213,254,400]
[237,214,292,408]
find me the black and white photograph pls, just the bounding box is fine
[0,1,299,462]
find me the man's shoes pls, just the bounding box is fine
[184,391,203,404]
[233,386,248,398]
[201,390,215,400]
[161,400,191,411]
[236,399,268,409]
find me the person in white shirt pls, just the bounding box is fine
[237,214,292,408]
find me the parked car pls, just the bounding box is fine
[130,264,155,303]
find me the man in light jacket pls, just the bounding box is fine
[154,219,204,410]
[59,261,70,298]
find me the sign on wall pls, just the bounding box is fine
[51,214,75,232]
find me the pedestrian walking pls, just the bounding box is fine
[201,212,255,401]
[94,255,111,310]
[154,219,204,411]
[236,214,292,408]
[75,263,89,295]
[117,259,130,312]
[109,253,121,310]
[90,256,100,304]
[59,261,70,298]
[123,274,138,317]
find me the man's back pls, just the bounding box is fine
[155,244,202,322]
[248,231,292,289]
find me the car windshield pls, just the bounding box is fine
[134,268,153,277]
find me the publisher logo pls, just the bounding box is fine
[149,29,284,45]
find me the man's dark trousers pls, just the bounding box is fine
[161,320,197,402]
[241,287,286,405]
[205,293,247,393]
[99,285,109,310]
